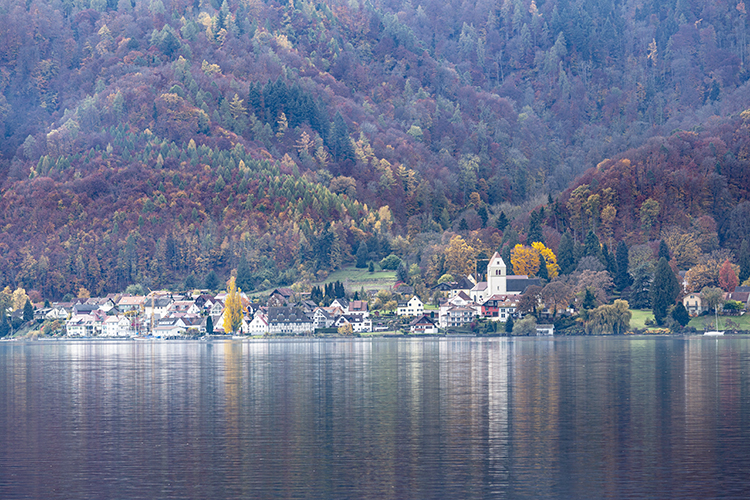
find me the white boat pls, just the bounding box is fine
[704,308,724,336]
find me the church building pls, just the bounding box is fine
[470,252,541,304]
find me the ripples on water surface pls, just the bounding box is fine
[1,337,749,499]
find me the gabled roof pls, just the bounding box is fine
[409,314,435,326]
[73,304,99,314]
[506,277,541,293]
[445,305,476,312]
[482,294,519,306]
[455,277,475,290]
[267,307,312,324]
[118,295,145,306]
[431,282,454,291]
[349,300,368,312]
[271,288,295,298]
[343,314,368,324]
[331,297,349,309]
[313,308,333,319]
[297,300,319,311]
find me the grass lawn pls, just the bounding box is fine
[317,266,398,292]
[688,314,750,331]
[629,309,655,329]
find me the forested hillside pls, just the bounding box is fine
[1,0,749,299]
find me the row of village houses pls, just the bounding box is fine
[45,252,748,337]
[49,253,541,337]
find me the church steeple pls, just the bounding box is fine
[487,252,507,294]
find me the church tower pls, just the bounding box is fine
[487,252,507,294]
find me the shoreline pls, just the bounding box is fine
[3,332,748,343]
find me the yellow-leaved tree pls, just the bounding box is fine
[531,242,559,278]
[223,276,243,334]
[511,244,540,276]
[444,235,477,278]
[512,243,559,278]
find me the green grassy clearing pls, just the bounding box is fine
[688,314,750,331]
[629,309,655,329]
[317,266,398,292]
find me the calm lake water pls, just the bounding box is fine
[1,337,749,499]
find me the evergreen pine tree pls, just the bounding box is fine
[615,240,632,291]
[397,263,409,283]
[628,264,653,309]
[658,240,670,261]
[496,211,509,232]
[538,254,549,281]
[356,242,368,268]
[651,257,680,325]
[329,112,355,163]
[368,261,375,273]
[236,256,253,292]
[23,299,33,322]
[477,205,489,228]
[204,270,220,291]
[584,230,602,260]
[739,239,750,283]
[527,210,544,244]
[0,313,9,338]
[582,288,597,310]
[502,245,514,275]
[601,243,617,276]
[671,302,690,328]
[505,316,514,334]
[557,231,576,274]
[206,315,214,335]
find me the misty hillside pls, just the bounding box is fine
[1,0,749,298]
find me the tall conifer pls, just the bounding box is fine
[651,257,680,325]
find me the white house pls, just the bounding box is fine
[334,314,373,333]
[397,296,424,317]
[101,315,134,337]
[439,305,477,328]
[267,307,313,335]
[248,313,269,335]
[167,300,201,316]
[330,298,349,313]
[312,308,335,330]
[143,295,174,320]
[209,300,225,317]
[66,311,106,337]
[348,300,369,317]
[117,295,145,313]
[409,314,438,334]
[46,304,72,320]
[536,324,555,336]
[683,293,703,316]
[215,309,250,334]
[470,282,489,304]
[155,318,188,337]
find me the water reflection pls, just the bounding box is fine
[2,338,750,499]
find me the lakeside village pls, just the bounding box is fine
[6,252,750,340]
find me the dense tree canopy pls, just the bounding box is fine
[0,0,749,300]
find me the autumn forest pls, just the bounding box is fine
[1,0,750,313]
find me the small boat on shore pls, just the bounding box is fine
[704,309,724,336]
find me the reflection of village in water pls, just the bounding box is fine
[2,338,746,498]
